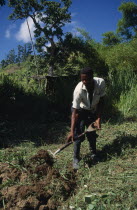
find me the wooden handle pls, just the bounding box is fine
[54,132,86,155]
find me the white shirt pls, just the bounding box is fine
[72,77,105,112]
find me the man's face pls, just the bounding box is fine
[81,74,93,87]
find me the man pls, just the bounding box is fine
[67,67,105,169]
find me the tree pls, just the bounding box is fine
[17,45,24,63]
[53,33,109,77]
[0,59,8,68]
[17,43,32,63]
[8,0,72,75]
[76,28,91,40]
[117,2,137,40]
[6,49,17,64]
[0,0,5,6]
[102,31,121,46]
[26,43,33,57]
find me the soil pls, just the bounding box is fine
[0,149,77,209]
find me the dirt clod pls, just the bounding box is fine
[0,149,77,209]
[31,149,54,166]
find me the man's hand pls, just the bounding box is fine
[66,132,74,142]
[94,118,101,130]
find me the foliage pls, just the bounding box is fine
[0,71,78,130]
[117,2,137,40]
[0,43,33,68]
[0,59,8,68]
[0,0,5,6]
[76,27,91,40]
[98,38,137,73]
[6,49,17,64]
[17,43,33,63]
[117,83,137,118]
[0,1,137,123]
[102,31,121,46]
[0,73,50,124]
[56,32,109,77]
[104,68,137,120]
[95,38,137,120]
[8,0,72,75]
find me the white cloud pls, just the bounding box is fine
[5,29,10,38]
[15,17,35,43]
[71,12,77,18]
[15,13,45,43]
[15,14,81,43]
[5,24,16,39]
[66,20,77,27]
[71,28,81,36]
[65,20,81,36]
[42,42,51,52]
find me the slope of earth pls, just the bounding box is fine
[0,120,137,209]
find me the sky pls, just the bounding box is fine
[0,0,136,62]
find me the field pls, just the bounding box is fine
[0,119,137,209]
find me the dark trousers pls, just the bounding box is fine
[73,109,97,159]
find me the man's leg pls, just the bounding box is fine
[86,113,99,161]
[86,131,99,163]
[73,139,81,169]
[86,131,97,155]
[73,118,85,169]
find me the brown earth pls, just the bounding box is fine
[0,150,77,209]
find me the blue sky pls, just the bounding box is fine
[0,0,134,62]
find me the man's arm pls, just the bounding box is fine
[67,108,78,142]
[94,96,105,129]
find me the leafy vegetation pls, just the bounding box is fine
[102,31,121,46]
[8,0,72,75]
[0,43,33,69]
[117,2,137,40]
[0,0,5,6]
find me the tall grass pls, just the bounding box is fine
[117,83,137,118]
[106,68,137,120]
[0,63,136,121]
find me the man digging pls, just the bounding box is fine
[67,67,106,170]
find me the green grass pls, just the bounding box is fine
[52,121,137,209]
[0,120,137,209]
[117,83,137,119]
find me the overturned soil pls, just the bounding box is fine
[0,150,77,209]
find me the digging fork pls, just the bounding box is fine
[48,123,97,157]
